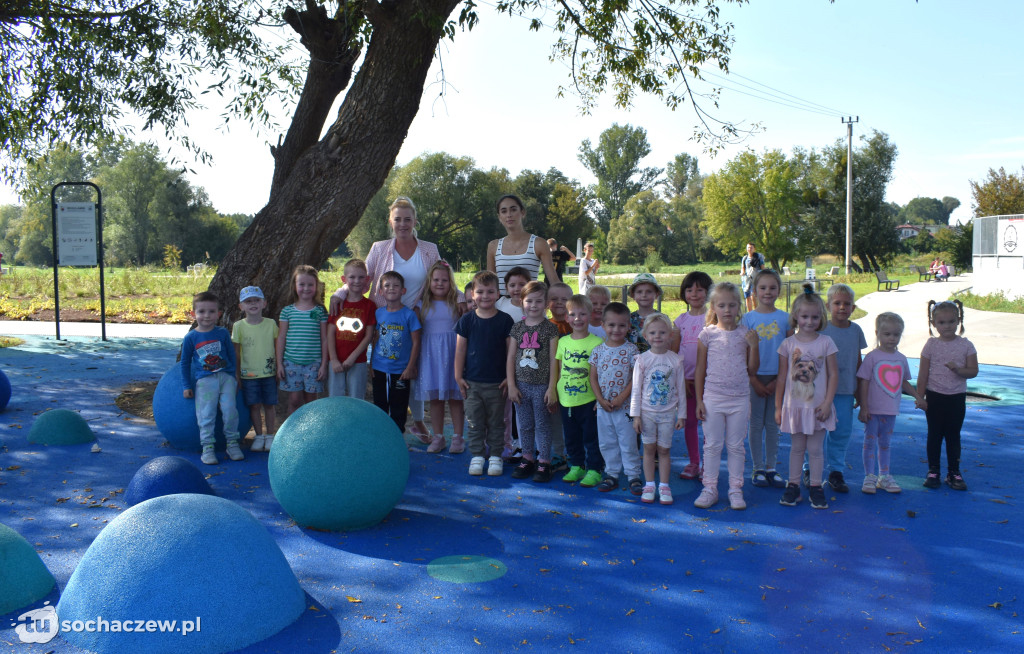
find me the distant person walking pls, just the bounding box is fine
[740,242,765,312]
[578,242,600,296]
[546,238,576,285]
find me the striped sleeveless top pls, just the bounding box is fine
[495,234,541,296]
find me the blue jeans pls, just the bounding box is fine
[825,394,856,474]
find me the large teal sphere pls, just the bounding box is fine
[0,368,10,411]
[0,522,56,615]
[57,494,305,654]
[152,366,251,451]
[269,397,409,531]
[27,408,95,445]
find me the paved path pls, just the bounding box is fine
[852,272,1021,367]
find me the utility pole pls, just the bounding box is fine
[842,116,859,274]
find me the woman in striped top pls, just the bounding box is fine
[487,194,559,296]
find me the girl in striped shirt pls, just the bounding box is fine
[276,264,329,417]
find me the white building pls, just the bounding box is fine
[972,214,1024,299]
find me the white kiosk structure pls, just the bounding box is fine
[972,214,1024,300]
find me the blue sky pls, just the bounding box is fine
[5,0,1022,226]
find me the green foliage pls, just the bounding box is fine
[957,289,1024,314]
[643,249,665,273]
[607,190,666,264]
[578,123,662,231]
[801,131,902,271]
[701,149,801,269]
[970,166,1024,217]
[163,245,183,270]
[899,196,952,225]
[0,1,299,181]
[908,228,937,255]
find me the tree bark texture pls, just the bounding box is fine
[209,0,463,322]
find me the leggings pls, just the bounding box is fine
[515,382,551,463]
[701,393,749,490]
[790,430,825,486]
[863,414,895,476]
[925,390,966,472]
[683,381,700,467]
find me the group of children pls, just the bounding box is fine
[180,260,979,513]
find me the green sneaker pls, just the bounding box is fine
[562,465,585,483]
[579,469,603,487]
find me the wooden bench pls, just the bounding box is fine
[875,270,901,291]
[910,265,934,282]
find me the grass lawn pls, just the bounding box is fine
[4,254,1011,323]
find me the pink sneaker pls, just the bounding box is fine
[679,463,701,479]
[448,435,465,455]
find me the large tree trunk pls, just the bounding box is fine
[209,0,462,321]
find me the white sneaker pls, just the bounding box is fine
[729,489,747,510]
[862,474,878,494]
[487,456,504,476]
[694,487,718,509]
[200,447,218,465]
[469,456,485,475]
[876,474,902,493]
[658,485,674,505]
[226,440,244,461]
[263,434,274,451]
[641,485,656,503]
[251,435,266,452]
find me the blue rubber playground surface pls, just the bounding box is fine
[2,334,1022,652]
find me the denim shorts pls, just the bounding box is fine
[241,377,278,406]
[280,360,324,393]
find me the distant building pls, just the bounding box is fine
[973,214,1024,299]
[896,224,944,241]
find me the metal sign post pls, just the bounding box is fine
[50,182,106,341]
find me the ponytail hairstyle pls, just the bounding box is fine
[421,259,459,318]
[928,299,965,335]
[705,281,743,326]
[750,268,782,295]
[788,283,827,332]
[289,264,324,306]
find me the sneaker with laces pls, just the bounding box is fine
[728,489,746,510]
[448,435,465,454]
[468,456,485,475]
[658,485,674,505]
[779,483,802,506]
[532,463,553,483]
[579,469,603,487]
[923,469,941,489]
[427,435,446,453]
[200,446,218,465]
[679,462,701,479]
[828,470,849,493]
[225,440,244,461]
[511,459,536,479]
[876,474,902,493]
[251,435,266,452]
[751,470,768,487]
[808,485,828,509]
[946,471,968,491]
[861,474,878,494]
[641,484,657,504]
[562,465,585,483]
[693,487,718,509]
[487,456,504,476]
